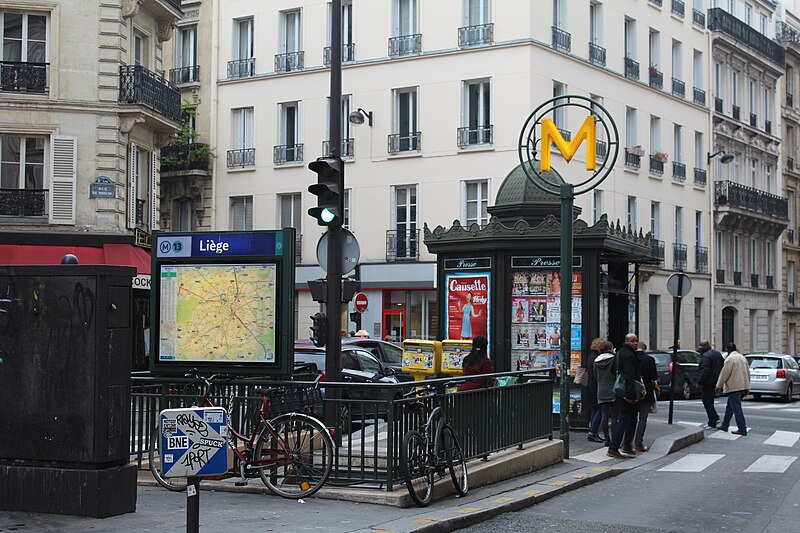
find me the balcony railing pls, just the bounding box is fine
[0,188,47,217]
[672,78,685,98]
[160,143,211,172]
[458,23,493,48]
[715,97,723,113]
[386,229,420,262]
[0,61,48,93]
[751,273,759,288]
[717,269,726,284]
[734,271,742,286]
[625,149,642,169]
[273,144,304,164]
[649,69,664,90]
[766,120,772,135]
[625,57,640,80]
[457,125,493,147]
[789,229,795,243]
[714,180,789,219]
[695,246,708,273]
[708,8,785,67]
[596,139,608,159]
[169,65,199,85]
[789,157,795,171]
[557,128,572,141]
[227,148,255,168]
[650,0,663,6]
[389,34,422,57]
[673,243,688,271]
[693,87,706,106]
[673,161,686,182]
[388,132,421,154]
[732,105,741,120]
[118,65,181,122]
[651,238,665,267]
[671,0,685,17]
[552,26,571,52]
[323,139,354,158]
[777,20,800,46]
[788,93,794,107]
[135,199,146,226]
[589,43,606,66]
[227,58,255,79]
[766,275,774,289]
[750,113,757,128]
[693,9,706,28]
[323,43,355,66]
[694,168,707,187]
[275,51,304,72]
[790,292,796,306]
[650,155,665,175]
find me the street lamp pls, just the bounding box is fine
[348,108,373,127]
[707,150,734,165]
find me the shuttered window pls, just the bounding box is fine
[49,135,76,224]
[231,196,253,230]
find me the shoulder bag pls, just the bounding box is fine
[574,367,589,387]
[612,352,645,399]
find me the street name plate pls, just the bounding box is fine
[159,407,228,478]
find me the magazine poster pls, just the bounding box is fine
[546,271,562,296]
[445,273,490,342]
[569,350,581,376]
[546,323,562,349]
[531,325,548,348]
[572,271,582,295]
[512,298,529,324]
[529,271,547,295]
[528,298,547,322]
[546,298,560,323]
[552,390,583,414]
[571,297,582,323]
[512,323,533,349]
[571,325,582,350]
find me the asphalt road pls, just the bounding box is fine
[459,396,800,533]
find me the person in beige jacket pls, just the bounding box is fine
[715,342,750,435]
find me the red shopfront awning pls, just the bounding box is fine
[0,243,151,276]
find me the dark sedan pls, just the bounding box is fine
[341,338,414,381]
[650,350,702,400]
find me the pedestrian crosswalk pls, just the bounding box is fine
[656,453,799,474]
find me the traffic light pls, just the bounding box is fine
[308,157,342,226]
[310,312,328,347]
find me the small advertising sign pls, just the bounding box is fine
[445,272,490,342]
[160,407,228,478]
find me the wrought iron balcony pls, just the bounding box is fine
[457,125,493,147]
[227,58,255,79]
[0,188,47,217]
[323,43,355,66]
[695,245,708,273]
[766,275,774,289]
[777,21,800,46]
[714,180,789,220]
[649,0,663,6]
[672,78,685,98]
[673,161,686,182]
[625,149,642,169]
[275,51,304,73]
[671,0,685,17]
[169,65,199,85]
[732,105,741,120]
[558,128,572,141]
[649,68,664,90]
[790,229,795,243]
[160,143,211,172]
[650,155,665,175]
[715,97,724,113]
[0,61,48,94]
[589,43,606,66]
[693,9,706,28]
[788,93,794,107]
[717,269,726,284]
[596,139,608,159]
[751,273,759,288]
[135,199,145,226]
[458,23,493,47]
[388,132,421,154]
[323,138,354,158]
[625,57,640,80]
[552,26,571,52]
[694,168,707,187]
[789,158,795,171]
[386,229,420,261]
[766,120,772,135]
[673,243,688,271]
[693,86,706,105]
[750,113,757,128]
[708,8,785,67]
[227,148,255,168]
[651,238,665,267]
[118,65,181,122]
[273,144,304,164]
[389,34,422,57]
[734,271,742,286]
[790,292,796,306]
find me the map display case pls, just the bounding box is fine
[150,229,296,376]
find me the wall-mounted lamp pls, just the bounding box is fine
[348,108,373,127]
[707,150,734,165]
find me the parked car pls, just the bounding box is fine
[745,353,800,402]
[649,350,702,400]
[342,338,414,381]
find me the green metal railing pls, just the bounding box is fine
[130,369,554,491]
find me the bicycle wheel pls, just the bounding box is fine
[400,430,434,507]
[442,425,469,497]
[148,425,185,492]
[254,413,333,499]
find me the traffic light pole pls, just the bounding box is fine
[323,0,344,430]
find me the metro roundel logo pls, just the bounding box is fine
[159,241,172,253]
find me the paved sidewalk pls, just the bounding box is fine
[0,421,703,533]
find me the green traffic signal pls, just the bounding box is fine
[308,157,342,227]
[320,207,336,224]
[310,312,328,348]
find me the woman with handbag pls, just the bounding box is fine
[593,341,616,446]
[585,337,606,443]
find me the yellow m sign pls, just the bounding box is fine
[540,116,597,172]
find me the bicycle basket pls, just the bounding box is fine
[268,385,323,417]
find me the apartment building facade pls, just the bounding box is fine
[210,0,713,347]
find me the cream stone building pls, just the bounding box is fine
[206,0,715,349]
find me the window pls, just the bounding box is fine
[462,79,491,145]
[280,9,301,54]
[695,210,703,246]
[624,17,636,59]
[766,240,773,277]
[694,132,703,169]
[463,179,489,227]
[592,189,604,223]
[394,0,418,36]
[464,0,490,26]
[714,62,721,99]
[177,26,197,69]
[732,71,739,107]
[0,135,44,191]
[750,157,758,188]
[789,261,796,293]
[716,231,725,270]
[234,17,253,60]
[675,206,683,244]
[651,201,661,239]
[673,124,683,163]
[343,189,351,228]
[590,94,604,142]
[552,81,567,130]
[133,32,147,67]
[326,94,352,155]
[764,163,773,193]
[760,13,767,36]
[590,2,603,45]
[231,196,253,230]
[553,0,567,30]
[694,298,703,348]
[650,115,661,154]
[672,40,682,81]
[278,102,301,162]
[648,29,659,70]
[626,107,637,148]
[789,190,795,234]
[231,107,254,150]
[788,66,794,96]
[392,87,419,152]
[764,87,771,123]
[1,11,47,65]
[279,193,301,230]
[649,294,660,350]
[128,144,151,230]
[788,127,795,161]
[751,238,758,274]
[173,198,193,231]
[328,0,354,48]
[693,50,703,90]
[748,79,756,117]
[394,185,418,258]
[744,3,752,26]
[627,196,639,230]
[733,234,741,271]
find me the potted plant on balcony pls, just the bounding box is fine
[630,145,645,156]
[653,151,669,162]
[160,101,215,172]
[649,64,659,75]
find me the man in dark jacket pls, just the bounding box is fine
[698,340,725,429]
[632,342,659,452]
[608,333,642,458]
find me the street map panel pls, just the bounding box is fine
[159,263,277,363]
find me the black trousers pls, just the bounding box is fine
[610,398,637,451]
[701,386,719,426]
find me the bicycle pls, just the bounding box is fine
[148,370,334,499]
[399,383,468,507]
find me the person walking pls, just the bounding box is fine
[633,342,658,452]
[716,342,750,435]
[586,337,606,443]
[593,340,616,446]
[457,336,492,391]
[608,333,642,458]
[698,340,725,430]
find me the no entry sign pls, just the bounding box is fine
[354,292,369,313]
